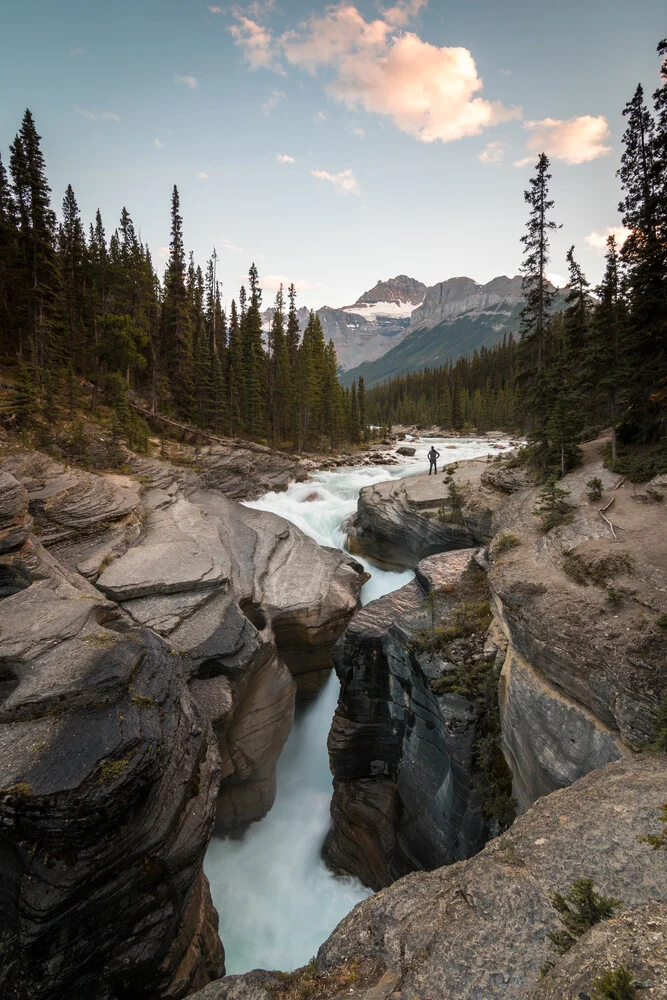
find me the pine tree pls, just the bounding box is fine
[587,236,628,460]
[59,184,87,372]
[357,375,367,442]
[618,83,666,438]
[226,298,243,435]
[242,263,266,437]
[269,285,290,442]
[9,110,63,373]
[161,185,194,419]
[519,153,559,370]
[0,152,19,356]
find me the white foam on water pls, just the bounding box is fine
[205,436,507,974]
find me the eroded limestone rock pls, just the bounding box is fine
[325,550,493,890]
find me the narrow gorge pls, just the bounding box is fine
[1,434,666,1000]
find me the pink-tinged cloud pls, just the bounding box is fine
[585,225,632,251]
[326,32,519,143]
[312,168,361,195]
[229,12,285,72]
[229,2,516,144]
[478,140,504,163]
[277,153,296,163]
[515,115,611,166]
[281,5,390,73]
[381,0,428,28]
[208,5,222,12]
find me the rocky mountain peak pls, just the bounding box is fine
[352,275,427,308]
[410,274,525,332]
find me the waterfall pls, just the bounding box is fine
[204,437,505,974]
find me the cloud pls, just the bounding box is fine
[351,126,365,137]
[313,110,327,123]
[312,168,361,195]
[514,115,611,166]
[229,3,517,144]
[262,88,286,115]
[158,246,170,260]
[70,47,86,56]
[153,138,165,147]
[220,237,245,253]
[499,67,511,76]
[196,171,209,179]
[381,0,428,28]
[263,274,322,293]
[208,5,222,12]
[175,74,199,89]
[585,225,632,251]
[74,105,119,122]
[546,272,567,288]
[277,153,295,163]
[478,140,504,163]
[229,11,285,72]
[74,105,97,120]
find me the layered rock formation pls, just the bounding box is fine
[489,449,667,811]
[0,447,365,995]
[0,472,224,1000]
[349,456,503,568]
[324,550,498,890]
[409,274,524,332]
[191,755,667,1000]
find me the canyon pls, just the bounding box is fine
[1,434,666,1000]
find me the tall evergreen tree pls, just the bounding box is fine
[618,82,666,438]
[161,185,194,418]
[9,110,63,371]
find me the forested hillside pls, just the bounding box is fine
[0,113,368,452]
[369,40,667,479]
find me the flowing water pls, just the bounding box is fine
[205,437,507,974]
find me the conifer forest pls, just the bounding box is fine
[0,42,665,477]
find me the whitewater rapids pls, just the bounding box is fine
[205,437,506,974]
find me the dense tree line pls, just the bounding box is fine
[370,40,667,478]
[0,111,366,451]
[366,336,520,432]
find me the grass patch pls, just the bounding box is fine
[563,553,634,588]
[267,958,371,1000]
[131,694,155,710]
[494,532,520,554]
[0,781,32,798]
[98,747,137,784]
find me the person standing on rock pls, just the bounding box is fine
[427,446,440,475]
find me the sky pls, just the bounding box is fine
[1,0,665,310]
